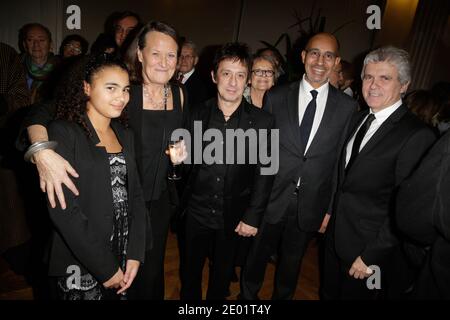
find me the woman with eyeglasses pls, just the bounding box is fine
[59,34,89,59]
[243,54,279,108]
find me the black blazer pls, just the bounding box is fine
[46,118,147,283]
[262,82,358,231]
[396,130,450,298]
[331,105,436,266]
[184,70,210,106]
[181,98,274,235]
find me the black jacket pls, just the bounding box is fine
[262,82,358,231]
[397,130,450,298]
[180,98,275,235]
[184,70,210,106]
[331,105,436,266]
[47,118,147,283]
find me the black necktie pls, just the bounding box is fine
[346,113,376,172]
[300,90,318,151]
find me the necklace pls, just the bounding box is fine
[143,84,170,110]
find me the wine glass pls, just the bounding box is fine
[167,139,182,181]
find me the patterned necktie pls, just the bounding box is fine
[346,113,376,172]
[299,90,318,151]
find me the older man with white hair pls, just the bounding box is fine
[322,46,437,300]
[176,40,209,105]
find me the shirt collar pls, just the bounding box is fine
[181,68,195,82]
[300,74,329,98]
[214,98,243,120]
[370,99,403,122]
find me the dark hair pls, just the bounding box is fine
[18,23,52,53]
[432,81,450,122]
[55,54,129,135]
[90,33,118,55]
[104,11,142,36]
[340,60,355,80]
[59,34,89,56]
[406,90,440,127]
[213,42,252,80]
[255,47,284,66]
[137,21,179,51]
[213,42,251,79]
[125,21,179,83]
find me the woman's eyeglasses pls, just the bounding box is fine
[252,69,275,77]
[65,43,82,54]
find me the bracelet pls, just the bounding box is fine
[24,141,58,163]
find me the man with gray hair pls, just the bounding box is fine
[322,46,436,299]
[177,40,209,106]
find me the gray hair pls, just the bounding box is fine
[182,40,198,57]
[361,46,411,85]
[253,54,281,82]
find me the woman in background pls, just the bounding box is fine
[243,54,278,108]
[58,34,89,59]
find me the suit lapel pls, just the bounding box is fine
[351,104,408,167]
[341,110,369,164]
[286,82,304,156]
[360,105,407,155]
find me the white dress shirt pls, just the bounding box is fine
[179,68,195,84]
[343,87,353,97]
[345,99,403,167]
[298,74,329,154]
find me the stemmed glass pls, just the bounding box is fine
[167,139,183,181]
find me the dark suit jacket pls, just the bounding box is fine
[262,82,358,231]
[47,118,147,283]
[332,105,436,266]
[184,70,209,107]
[397,130,450,298]
[180,98,274,235]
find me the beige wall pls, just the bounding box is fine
[1,0,375,62]
[2,0,446,87]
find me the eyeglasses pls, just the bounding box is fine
[252,69,275,77]
[305,49,337,62]
[180,54,194,60]
[65,43,82,54]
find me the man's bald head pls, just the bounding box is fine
[301,32,341,88]
[305,33,340,54]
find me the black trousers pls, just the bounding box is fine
[321,233,381,300]
[321,224,416,300]
[128,189,172,300]
[240,194,315,300]
[180,212,239,300]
